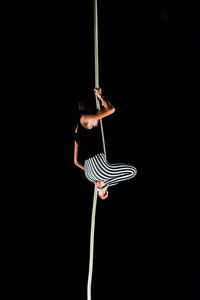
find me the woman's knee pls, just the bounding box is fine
[129,166,137,178]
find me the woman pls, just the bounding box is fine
[74,88,137,199]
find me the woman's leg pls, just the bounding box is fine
[97,154,137,187]
[85,154,137,187]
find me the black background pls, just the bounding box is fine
[10,1,199,299]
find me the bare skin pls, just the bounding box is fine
[74,88,115,199]
[80,88,115,129]
[95,181,109,200]
[98,189,109,200]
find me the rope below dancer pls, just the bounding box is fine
[74,87,137,200]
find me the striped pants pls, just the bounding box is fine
[84,153,137,187]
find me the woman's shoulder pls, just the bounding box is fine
[80,116,89,129]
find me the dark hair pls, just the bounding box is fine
[77,101,87,114]
[76,100,97,115]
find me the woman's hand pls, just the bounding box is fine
[95,181,109,200]
[94,88,102,99]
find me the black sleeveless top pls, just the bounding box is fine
[74,119,103,161]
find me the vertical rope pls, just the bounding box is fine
[87,185,97,300]
[94,0,106,158]
[87,1,107,299]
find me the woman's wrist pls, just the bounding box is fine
[99,95,105,103]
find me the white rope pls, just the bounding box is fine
[87,186,97,300]
[87,1,107,299]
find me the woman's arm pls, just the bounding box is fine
[74,124,84,170]
[82,88,115,122]
[74,141,84,170]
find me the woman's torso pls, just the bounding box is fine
[75,119,103,161]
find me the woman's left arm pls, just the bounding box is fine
[74,141,84,170]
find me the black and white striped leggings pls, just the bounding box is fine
[84,153,137,187]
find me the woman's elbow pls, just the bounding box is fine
[110,106,115,114]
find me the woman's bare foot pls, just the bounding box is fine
[95,181,108,200]
[98,189,109,200]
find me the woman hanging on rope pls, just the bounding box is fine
[74,88,137,199]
